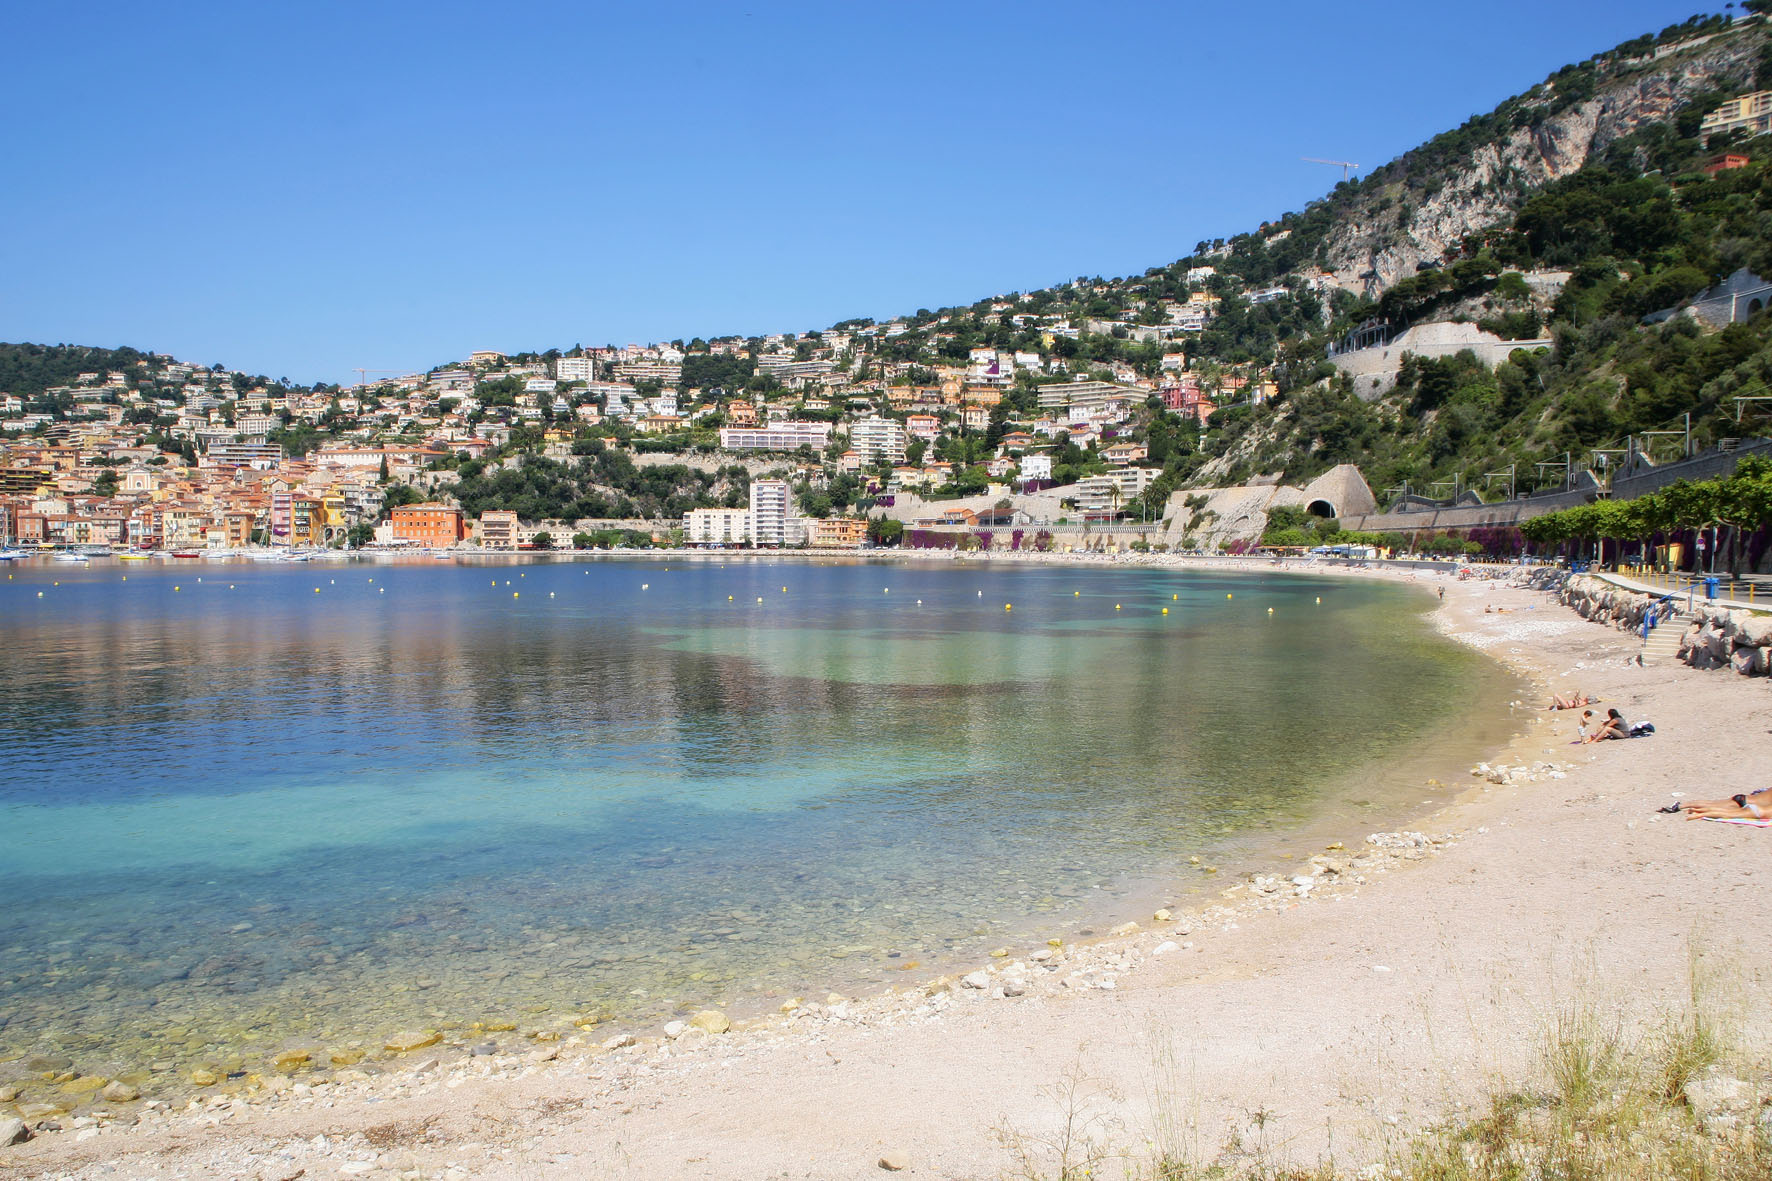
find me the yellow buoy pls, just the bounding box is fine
[1115,603,1121,610]
[1162,607,1168,615]
[314,587,320,593]
[513,591,519,598]
[1316,596,1321,604]
[782,586,787,592]
[756,596,763,603]
[728,595,734,601]
[174,586,180,591]
[1004,603,1011,611]
[1172,593,1178,600]
[1267,607,1274,614]
[36,591,43,598]
[1227,593,1233,599]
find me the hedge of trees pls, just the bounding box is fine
[1520,456,1772,572]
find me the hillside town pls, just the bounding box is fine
[0,280,1290,553]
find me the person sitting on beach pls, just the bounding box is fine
[1546,690,1596,710]
[1582,708,1629,743]
[1661,788,1770,819]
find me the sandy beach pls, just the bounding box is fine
[4,559,1769,1180]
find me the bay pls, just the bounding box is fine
[0,555,1516,1074]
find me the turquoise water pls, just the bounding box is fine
[0,556,1514,1081]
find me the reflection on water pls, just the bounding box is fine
[0,557,1515,1080]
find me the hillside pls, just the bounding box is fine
[8,9,1772,554]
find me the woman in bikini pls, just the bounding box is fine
[1546,690,1595,710]
[1663,788,1771,820]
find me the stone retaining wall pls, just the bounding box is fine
[1536,570,1772,676]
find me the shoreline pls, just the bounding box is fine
[0,557,1514,1095]
[12,561,1764,1179]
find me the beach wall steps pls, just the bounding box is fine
[1640,610,1692,664]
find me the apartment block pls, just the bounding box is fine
[683,506,751,546]
[719,422,833,452]
[848,416,906,465]
[1700,90,1772,139]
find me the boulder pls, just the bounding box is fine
[382,1031,440,1053]
[1736,613,1772,647]
[15,1101,66,1119]
[100,1081,140,1102]
[687,1010,730,1035]
[0,1116,28,1146]
[189,1069,219,1087]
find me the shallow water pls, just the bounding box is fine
[0,556,1516,1077]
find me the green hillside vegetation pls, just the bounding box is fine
[0,343,152,410]
[434,440,752,522]
[1165,119,1772,501]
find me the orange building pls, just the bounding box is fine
[805,516,868,549]
[390,502,465,547]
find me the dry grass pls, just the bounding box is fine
[1002,954,1767,1181]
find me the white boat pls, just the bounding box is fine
[0,548,29,561]
[53,551,91,563]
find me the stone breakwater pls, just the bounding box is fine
[0,831,1467,1171]
[1545,571,1772,676]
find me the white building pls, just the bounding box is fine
[719,422,833,452]
[749,479,802,547]
[684,507,751,546]
[1075,468,1160,515]
[555,356,596,382]
[1019,454,1052,481]
[848,416,906,465]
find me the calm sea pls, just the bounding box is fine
[0,555,1516,1079]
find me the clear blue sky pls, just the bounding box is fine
[1,0,1726,386]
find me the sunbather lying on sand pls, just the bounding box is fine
[1661,788,1770,819]
[1546,691,1596,710]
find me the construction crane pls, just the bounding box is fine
[1302,157,1359,181]
[352,368,406,389]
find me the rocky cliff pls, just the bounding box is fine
[1320,27,1767,298]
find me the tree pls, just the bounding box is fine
[572,532,593,549]
[867,517,904,547]
[531,531,553,550]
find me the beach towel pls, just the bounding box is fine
[1701,817,1772,827]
